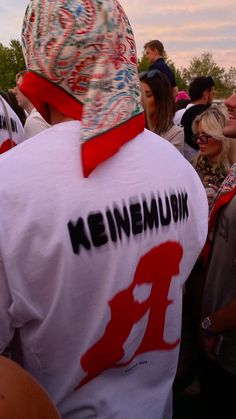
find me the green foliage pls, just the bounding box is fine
[138,51,188,90]
[0,40,234,100]
[164,54,188,91]
[223,66,236,97]
[138,54,149,72]
[175,69,188,91]
[181,52,225,85]
[0,40,25,91]
[179,52,231,98]
[137,50,234,99]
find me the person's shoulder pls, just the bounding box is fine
[215,192,236,230]
[192,104,208,112]
[0,127,47,167]
[138,127,170,146]
[168,124,183,136]
[0,122,81,196]
[148,60,159,70]
[27,109,50,127]
[0,95,24,130]
[150,58,166,70]
[0,356,60,419]
[174,108,186,125]
[181,104,201,123]
[137,128,184,159]
[0,95,25,145]
[186,104,207,116]
[0,121,79,167]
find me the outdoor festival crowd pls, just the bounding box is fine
[0,1,236,419]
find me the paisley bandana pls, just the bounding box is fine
[21,0,144,176]
[202,163,236,265]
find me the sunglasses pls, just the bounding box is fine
[192,133,212,144]
[139,69,162,80]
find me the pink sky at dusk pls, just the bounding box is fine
[0,0,235,70]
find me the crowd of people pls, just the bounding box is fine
[0,1,235,419]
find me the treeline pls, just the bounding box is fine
[0,40,25,90]
[138,52,236,99]
[0,40,235,99]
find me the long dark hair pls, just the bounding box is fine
[140,70,174,135]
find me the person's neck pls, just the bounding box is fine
[49,106,75,125]
[192,99,207,105]
[25,102,34,114]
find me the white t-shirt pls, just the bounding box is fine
[0,121,208,419]
[24,108,50,139]
[0,95,25,152]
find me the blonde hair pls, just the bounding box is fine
[192,106,236,171]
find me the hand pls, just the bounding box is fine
[200,334,222,361]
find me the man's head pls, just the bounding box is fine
[189,76,215,105]
[0,356,60,419]
[223,93,236,138]
[144,40,164,65]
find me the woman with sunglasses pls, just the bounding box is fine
[192,106,236,210]
[140,69,184,154]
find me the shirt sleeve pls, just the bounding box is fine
[170,129,184,154]
[24,112,50,140]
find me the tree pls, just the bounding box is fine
[0,40,25,91]
[181,52,225,84]
[174,69,188,92]
[180,52,228,98]
[138,51,188,91]
[223,66,236,96]
[164,53,188,91]
[138,54,149,72]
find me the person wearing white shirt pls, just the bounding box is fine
[0,1,208,419]
[13,71,50,139]
[0,94,25,153]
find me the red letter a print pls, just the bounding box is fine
[76,241,183,389]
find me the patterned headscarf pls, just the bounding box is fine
[202,163,236,265]
[21,0,144,176]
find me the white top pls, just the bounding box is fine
[0,122,208,419]
[173,103,194,126]
[0,95,25,150]
[24,108,50,139]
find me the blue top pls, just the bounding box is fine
[149,58,177,87]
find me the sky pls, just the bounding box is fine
[0,0,236,70]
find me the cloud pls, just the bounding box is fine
[120,0,236,69]
[0,0,28,45]
[0,0,235,70]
